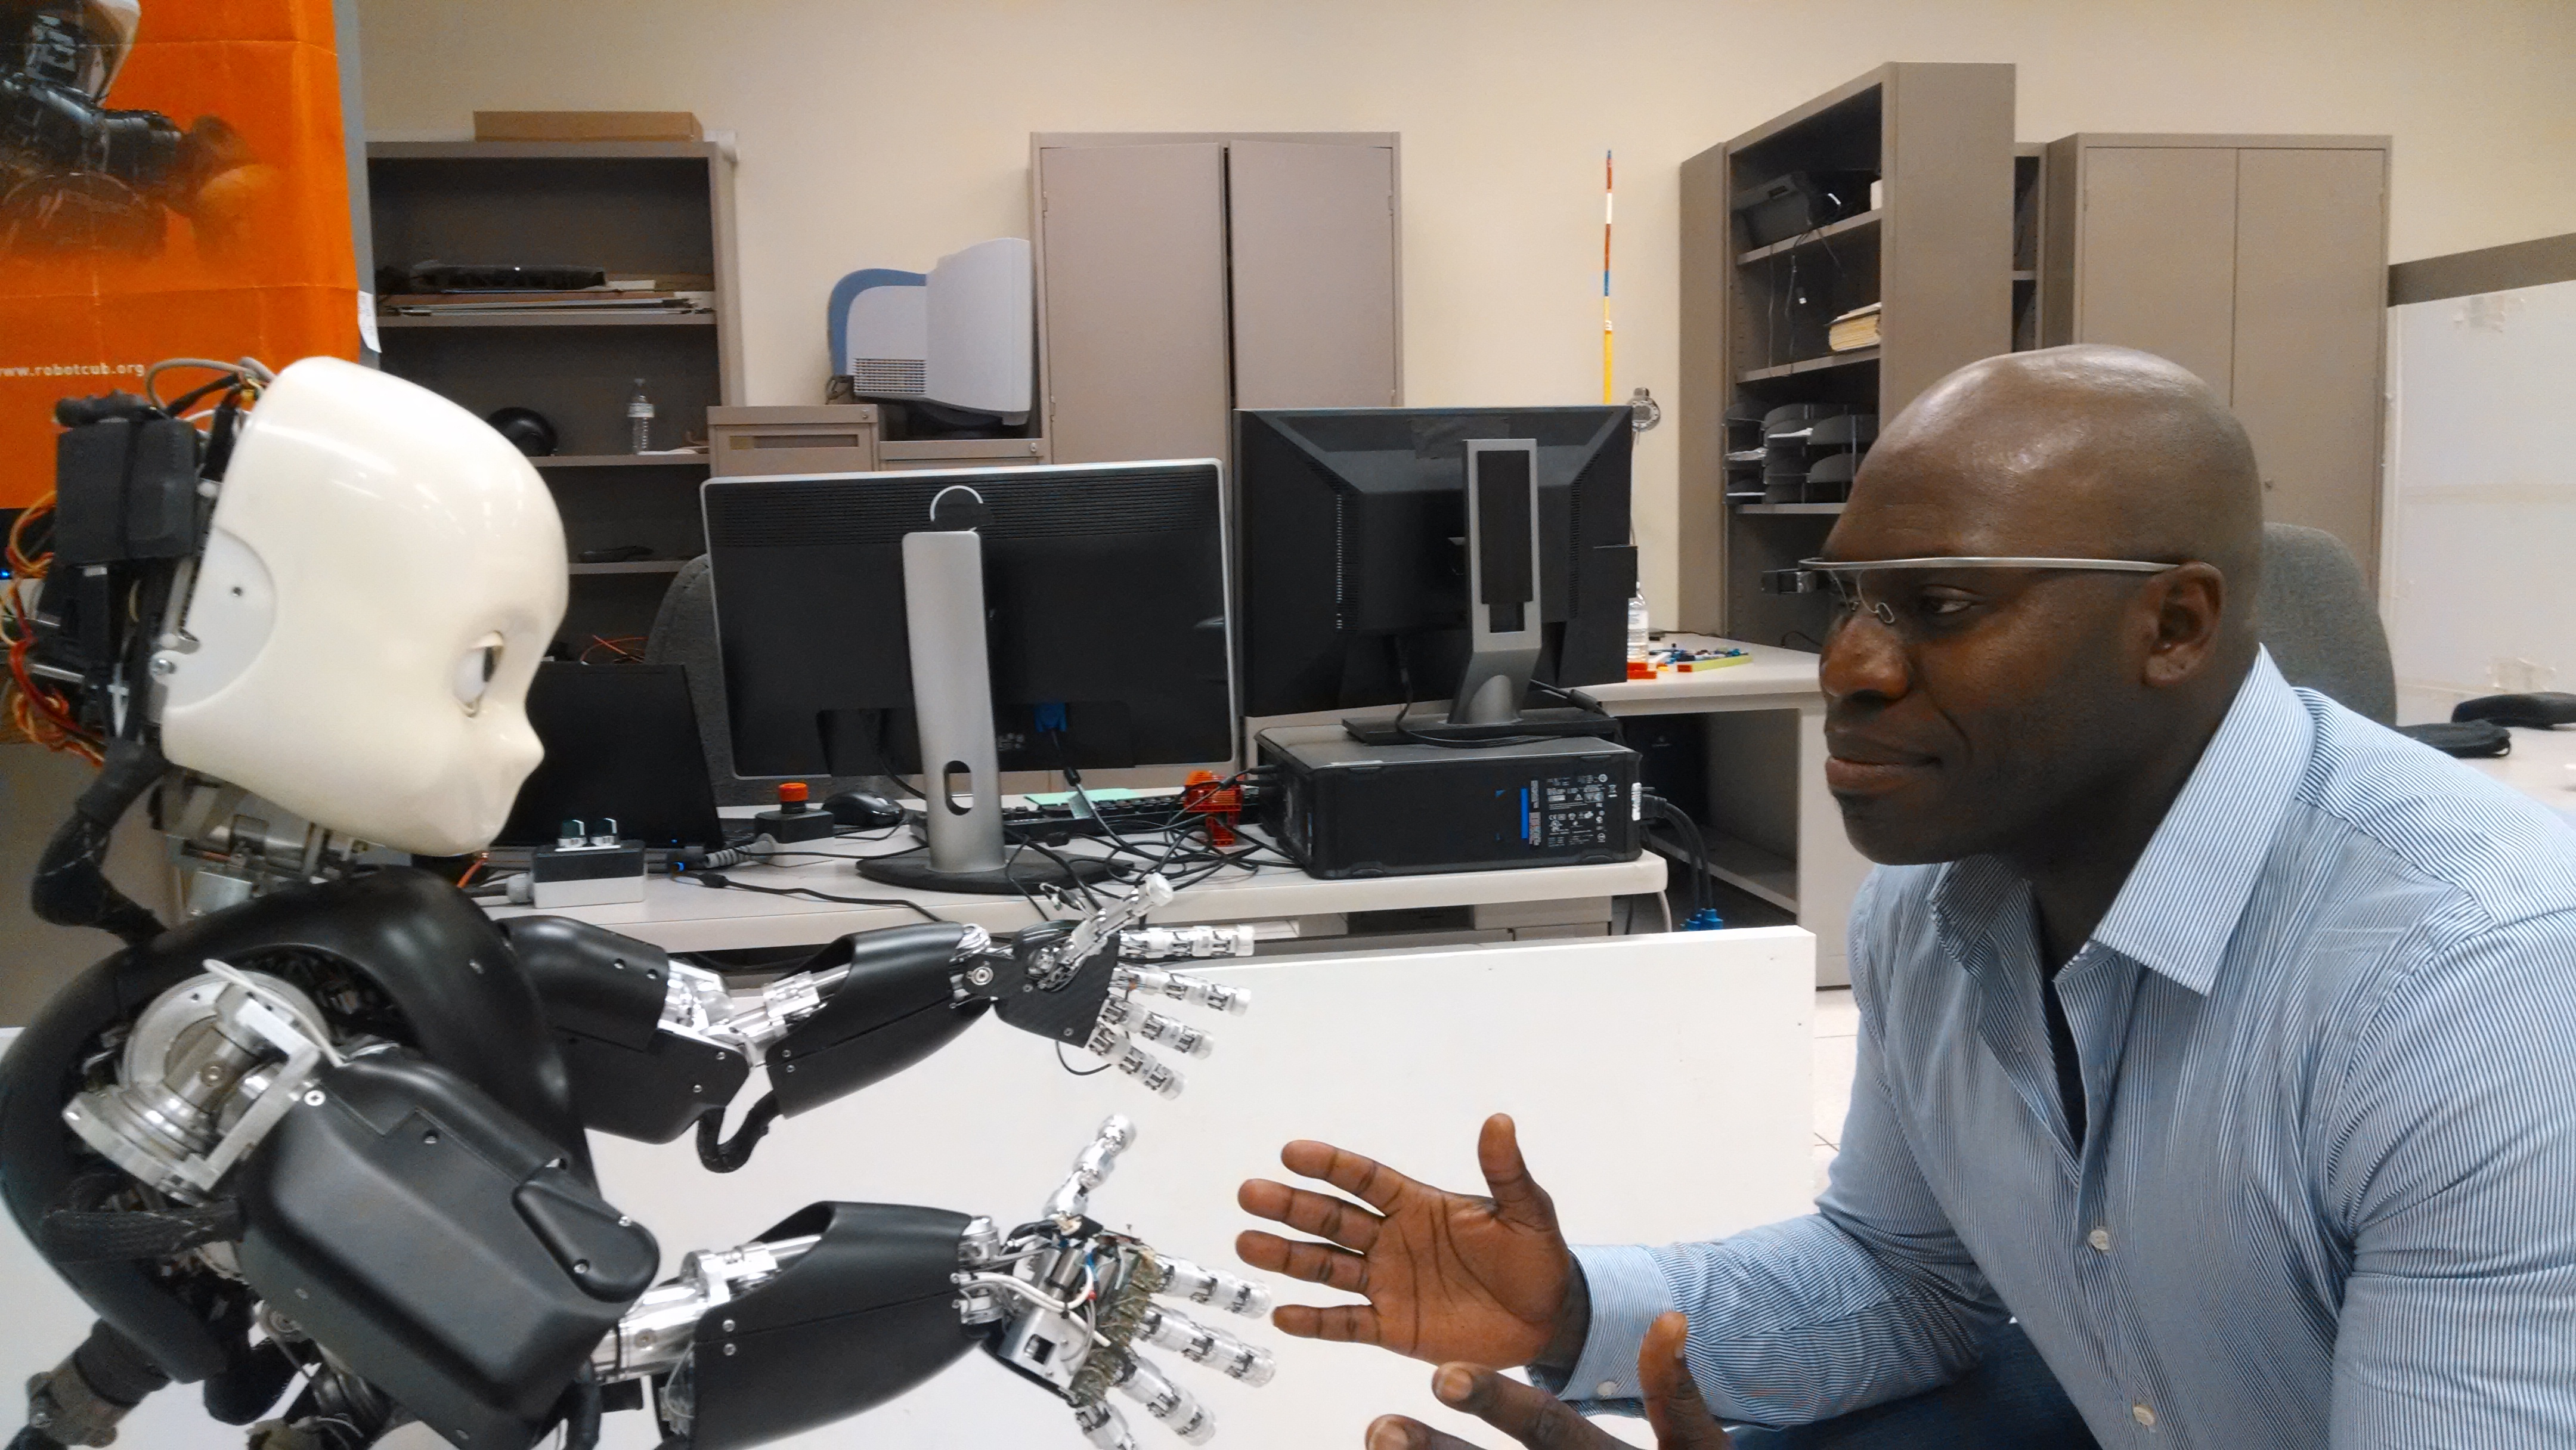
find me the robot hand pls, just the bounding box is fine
[980,879,1256,1100]
[964,1116,1275,1448]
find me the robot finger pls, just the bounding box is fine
[1111,1351,1215,1445]
[1112,967,1252,1017]
[1042,1114,1137,1221]
[1075,1398,1141,1450]
[1084,1024,1186,1099]
[1143,1254,1272,1318]
[1137,1304,1277,1386]
[1099,997,1215,1058]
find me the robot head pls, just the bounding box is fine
[153,358,568,857]
[4,0,137,98]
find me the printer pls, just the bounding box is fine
[826,236,1032,427]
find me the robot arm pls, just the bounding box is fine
[504,877,1255,1168]
[599,1117,1273,1450]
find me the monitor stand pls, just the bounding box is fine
[1343,439,1619,748]
[859,523,1112,896]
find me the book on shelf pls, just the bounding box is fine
[383,290,714,315]
[1828,303,1882,352]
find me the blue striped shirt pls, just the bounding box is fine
[1558,652,2576,1445]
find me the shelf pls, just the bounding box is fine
[2012,269,2038,282]
[1736,502,1846,515]
[369,140,725,162]
[1651,829,1799,913]
[532,454,713,469]
[1736,209,1882,266]
[568,559,690,575]
[377,311,716,329]
[1739,346,1879,383]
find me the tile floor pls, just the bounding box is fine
[1813,987,1859,1195]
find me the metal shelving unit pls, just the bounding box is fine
[366,139,742,649]
[1677,63,2017,646]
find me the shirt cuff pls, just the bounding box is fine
[1545,1244,1675,1410]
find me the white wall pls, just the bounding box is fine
[2382,279,2576,723]
[354,0,2576,623]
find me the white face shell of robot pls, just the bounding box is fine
[150,357,569,857]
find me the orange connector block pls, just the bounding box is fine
[1180,769,1243,847]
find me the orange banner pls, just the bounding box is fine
[0,0,358,507]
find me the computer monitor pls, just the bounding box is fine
[702,460,1233,893]
[1233,407,1636,733]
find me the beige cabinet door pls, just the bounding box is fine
[2076,147,2239,395]
[1227,141,1401,410]
[1036,142,1231,464]
[2232,147,2387,575]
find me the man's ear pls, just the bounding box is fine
[2139,562,2228,689]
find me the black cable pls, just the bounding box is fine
[30,736,167,946]
[159,374,240,417]
[996,841,1070,921]
[1048,726,1164,869]
[682,872,949,925]
[557,1364,602,1450]
[1055,1042,1111,1077]
[1641,792,1717,924]
[695,1093,782,1172]
[1012,832,1103,909]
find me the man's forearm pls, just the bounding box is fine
[1542,1217,2001,1421]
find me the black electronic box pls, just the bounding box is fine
[1256,726,1642,879]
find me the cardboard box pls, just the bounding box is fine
[473,110,702,142]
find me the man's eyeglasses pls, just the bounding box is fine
[1760,556,2181,638]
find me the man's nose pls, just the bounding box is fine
[1820,611,1909,705]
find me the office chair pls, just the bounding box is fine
[2252,524,2508,756]
[645,554,888,805]
[2253,522,2397,726]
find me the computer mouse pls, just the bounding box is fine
[2452,692,2576,729]
[822,789,905,829]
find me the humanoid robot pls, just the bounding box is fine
[0,357,1273,1449]
[0,0,259,256]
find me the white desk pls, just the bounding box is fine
[489,818,1666,956]
[2467,724,2576,824]
[1241,635,1862,984]
[1585,635,1870,987]
[0,928,1819,1450]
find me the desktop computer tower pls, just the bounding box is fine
[1256,725,1642,879]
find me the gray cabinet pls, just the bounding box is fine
[1032,132,1401,466]
[1226,140,1401,411]
[2042,134,2391,580]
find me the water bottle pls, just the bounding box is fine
[626,379,655,453]
[1626,585,1652,678]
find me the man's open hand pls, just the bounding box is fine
[1364,1312,1725,1450]
[1236,1114,1575,1368]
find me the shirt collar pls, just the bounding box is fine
[1934,649,2311,996]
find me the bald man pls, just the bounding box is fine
[1239,346,2576,1449]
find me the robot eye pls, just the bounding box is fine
[453,635,503,715]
